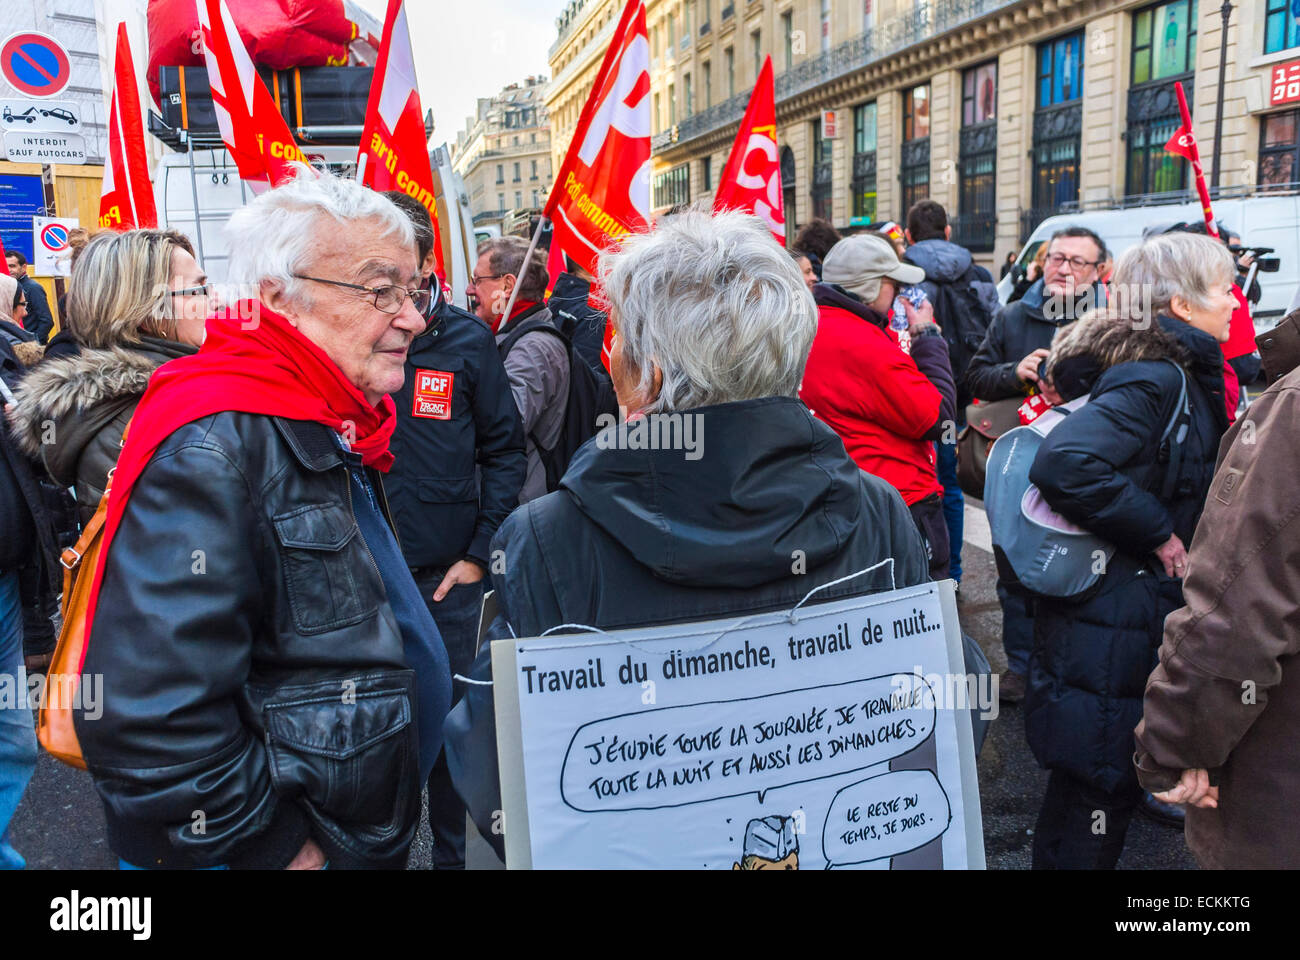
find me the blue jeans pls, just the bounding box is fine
[0,571,37,869]
[935,417,964,584]
[413,568,486,869]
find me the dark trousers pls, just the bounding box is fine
[934,414,965,583]
[1032,769,1142,870]
[997,577,1035,676]
[907,492,951,582]
[411,567,486,870]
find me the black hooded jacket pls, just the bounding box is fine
[547,272,607,374]
[443,396,932,852]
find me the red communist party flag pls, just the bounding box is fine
[99,23,158,230]
[357,0,445,280]
[713,55,784,244]
[544,0,651,277]
[197,0,306,192]
[1164,122,1196,162]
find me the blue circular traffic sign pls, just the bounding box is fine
[1,32,71,99]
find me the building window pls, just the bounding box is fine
[685,73,693,118]
[1260,110,1300,188]
[655,92,662,133]
[653,163,692,208]
[496,164,504,184]
[1028,32,1084,238]
[1126,1,1197,197]
[515,191,522,208]
[901,83,931,217]
[703,155,713,191]
[669,13,676,54]
[498,193,505,210]
[783,11,794,70]
[812,118,833,222]
[531,159,538,179]
[1132,0,1197,85]
[752,30,762,81]
[821,0,831,53]
[957,62,998,252]
[514,162,521,182]
[669,82,677,125]
[1266,0,1300,54]
[726,47,735,98]
[704,61,712,108]
[781,146,797,233]
[851,102,878,224]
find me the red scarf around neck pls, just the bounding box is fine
[80,301,397,668]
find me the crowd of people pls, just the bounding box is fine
[0,161,1294,870]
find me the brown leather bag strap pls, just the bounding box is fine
[57,419,132,615]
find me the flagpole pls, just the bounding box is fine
[498,216,548,325]
[1173,80,1218,238]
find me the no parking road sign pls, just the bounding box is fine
[33,215,77,277]
[0,32,71,99]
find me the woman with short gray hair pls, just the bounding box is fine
[1022,230,1234,870]
[445,212,933,853]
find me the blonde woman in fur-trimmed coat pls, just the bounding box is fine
[8,229,212,526]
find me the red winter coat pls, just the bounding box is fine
[800,302,944,505]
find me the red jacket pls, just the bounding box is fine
[800,303,943,505]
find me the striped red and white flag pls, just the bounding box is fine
[195,0,305,192]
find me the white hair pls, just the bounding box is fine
[1110,232,1235,319]
[225,163,415,308]
[599,208,817,413]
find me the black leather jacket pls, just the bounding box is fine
[76,413,421,869]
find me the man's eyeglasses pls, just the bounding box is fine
[294,275,431,315]
[1045,253,1102,271]
[169,283,214,298]
[470,274,503,287]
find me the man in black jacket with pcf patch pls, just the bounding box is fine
[384,193,527,869]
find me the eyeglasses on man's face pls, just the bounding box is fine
[470,273,504,288]
[293,274,431,315]
[169,283,214,299]
[1045,252,1102,271]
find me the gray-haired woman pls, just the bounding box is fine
[1023,231,1235,870]
[9,229,213,526]
[445,210,933,854]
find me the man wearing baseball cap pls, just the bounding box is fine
[800,233,957,580]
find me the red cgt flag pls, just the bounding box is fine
[357,0,445,280]
[99,23,158,231]
[544,0,651,278]
[197,0,306,193]
[713,55,784,244]
[1164,122,1196,162]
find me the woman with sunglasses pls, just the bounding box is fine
[10,228,213,527]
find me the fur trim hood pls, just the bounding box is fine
[7,346,160,458]
[1045,310,1190,387]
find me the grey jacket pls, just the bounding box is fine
[494,304,569,503]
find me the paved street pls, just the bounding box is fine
[9,501,1195,870]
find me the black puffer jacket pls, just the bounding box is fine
[547,271,607,373]
[10,338,196,526]
[444,396,932,850]
[76,414,431,869]
[1024,315,1228,793]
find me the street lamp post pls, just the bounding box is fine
[1211,0,1232,192]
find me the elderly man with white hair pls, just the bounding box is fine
[75,165,451,870]
[444,211,932,857]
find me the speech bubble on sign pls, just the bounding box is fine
[560,673,936,813]
[822,769,952,867]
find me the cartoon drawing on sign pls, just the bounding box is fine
[733,815,799,870]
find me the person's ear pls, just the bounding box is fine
[648,361,664,404]
[1169,293,1193,322]
[944,225,952,241]
[502,274,516,296]
[263,280,299,326]
[904,229,914,246]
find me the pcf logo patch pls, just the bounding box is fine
[413,369,454,420]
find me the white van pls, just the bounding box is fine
[999,194,1300,332]
[154,142,479,309]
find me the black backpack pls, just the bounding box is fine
[498,316,618,492]
[930,265,996,403]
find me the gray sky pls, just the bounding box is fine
[360,0,557,148]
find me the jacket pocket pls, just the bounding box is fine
[259,670,418,834]
[416,475,477,504]
[272,502,378,635]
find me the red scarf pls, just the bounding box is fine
[80,302,397,669]
[492,299,539,335]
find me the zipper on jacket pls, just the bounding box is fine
[341,457,382,584]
